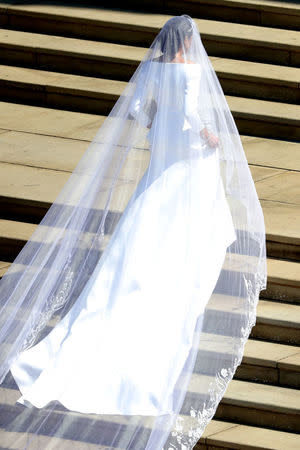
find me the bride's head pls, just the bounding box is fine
[156,15,194,62]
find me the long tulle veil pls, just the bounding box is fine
[0,14,266,450]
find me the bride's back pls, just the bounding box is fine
[151,61,201,113]
[145,61,204,156]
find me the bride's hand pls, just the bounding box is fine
[200,128,219,148]
[207,133,219,148]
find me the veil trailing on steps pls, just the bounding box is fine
[0,14,266,450]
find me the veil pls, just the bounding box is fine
[0,15,266,450]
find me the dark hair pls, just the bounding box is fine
[157,15,193,61]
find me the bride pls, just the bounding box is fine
[0,14,266,450]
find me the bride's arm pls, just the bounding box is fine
[128,64,154,128]
[184,73,219,148]
[129,95,153,128]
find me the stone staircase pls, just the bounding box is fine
[0,1,299,449]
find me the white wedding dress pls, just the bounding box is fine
[10,63,236,417]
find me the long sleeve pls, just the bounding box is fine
[183,72,213,134]
[128,64,153,128]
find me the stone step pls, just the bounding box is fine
[137,0,300,31]
[261,200,299,261]
[0,260,9,279]
[0,4,299,66]
[238,338,300,388]
[252,299,300,345]
[0,100,105,143]
[203,377,300,433]
[0,65,299,141]
[1,102,299,173]
[200,419,300,449]
[1,28,299,103]
[264,258,300,304]
[0,160,299,260]
[0,101,299,260]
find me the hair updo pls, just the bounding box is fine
[156,15,194,62]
